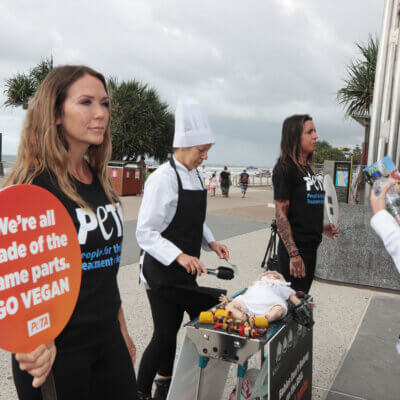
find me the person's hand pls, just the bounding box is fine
[122,332,136,365]
[176,253,207,275]
[289,255,306,278]
[15,342,56,388]
[370,181,392,215]
[323,223,338,242]
[209,242,229,260]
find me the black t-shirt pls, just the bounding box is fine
[272,161,325,246]
[220,171,231,186]
[32,170,123,352]
[239,173,249,184]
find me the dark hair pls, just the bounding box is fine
[278,114,314,172]
[224,166,228,170]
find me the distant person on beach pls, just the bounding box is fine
[239,168,250,198]
[6,66,138,399]
[370,179,400,274]
[209,172,218,196]
[136,97,229,400]
[272,114,338,293]
[219,166,231,197]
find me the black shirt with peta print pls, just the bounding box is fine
[33,170,123,353]
[273,160,325,246]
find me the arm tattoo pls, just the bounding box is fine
[275,200,298,254]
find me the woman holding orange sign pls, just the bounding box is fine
[4,66,138,399]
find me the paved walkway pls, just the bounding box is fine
[0,186,399,399]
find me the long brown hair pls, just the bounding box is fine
[277,114,314,173]
[3,65,118,209]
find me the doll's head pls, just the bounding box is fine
[260,271,290,286]
[261,271,285,281]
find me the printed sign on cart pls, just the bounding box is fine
[268,319,312,400]
[0,185,82,353]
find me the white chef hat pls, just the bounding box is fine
[173,97,215,148]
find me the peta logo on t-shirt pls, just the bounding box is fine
[303,173,325,205]
[75,203,123,245]
[303,173,324,192]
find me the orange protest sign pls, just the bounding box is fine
[0,184,81,353]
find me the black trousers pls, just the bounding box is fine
[137,289,206,395]
[277,240,319,293]
[12,328,138,400]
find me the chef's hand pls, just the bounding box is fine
[176,253,207,276]
[290,255,306,278]
[209,242,229,260]
[15,341,56,388]
[323,223,338,242]
[370,181,392,215]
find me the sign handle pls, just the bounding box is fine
[41,371,58,400]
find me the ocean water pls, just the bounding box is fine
[203,165,272,178]
[1,155,272,178]
[1,155,16,174]
[2,155,16,163]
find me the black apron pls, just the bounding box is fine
[142,158,225,309]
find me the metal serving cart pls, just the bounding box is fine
[167,294,313,400]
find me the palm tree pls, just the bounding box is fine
[3,73,35,109]
[30,56,54,90]
[3,56,53,109]
[108,78,174,162]
[337,36,378,117]
[337,36,378,202]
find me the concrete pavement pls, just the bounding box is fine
[0,186,399,399]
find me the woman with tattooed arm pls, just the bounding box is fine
[272,115,338,293]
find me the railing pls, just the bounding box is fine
[232,172,272,187]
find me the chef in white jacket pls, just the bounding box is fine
[136,97,229,400]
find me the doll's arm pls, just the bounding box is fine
[219,294,232,305]
[289,294,301,306]
[226,299,248,320]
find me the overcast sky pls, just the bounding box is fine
[0,0,383,166]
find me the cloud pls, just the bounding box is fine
[0,0,383,165]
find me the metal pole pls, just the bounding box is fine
[387,32,400,164]
[367,0,395,166]
[365,0,395,203]
[377,0,400,159]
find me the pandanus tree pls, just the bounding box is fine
[3,56,54,109]
[108,78,174,162]
[337,36,378,202]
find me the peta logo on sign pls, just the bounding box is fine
[27,313,50,337]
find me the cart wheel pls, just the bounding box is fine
[228,369,261,400]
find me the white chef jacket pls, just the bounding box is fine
[136,156,215,269]
[370,209,400,274]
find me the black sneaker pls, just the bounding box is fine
[153,378,171,400]
[137,391,152,400]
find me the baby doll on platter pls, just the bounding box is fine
[221,270,313,327]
